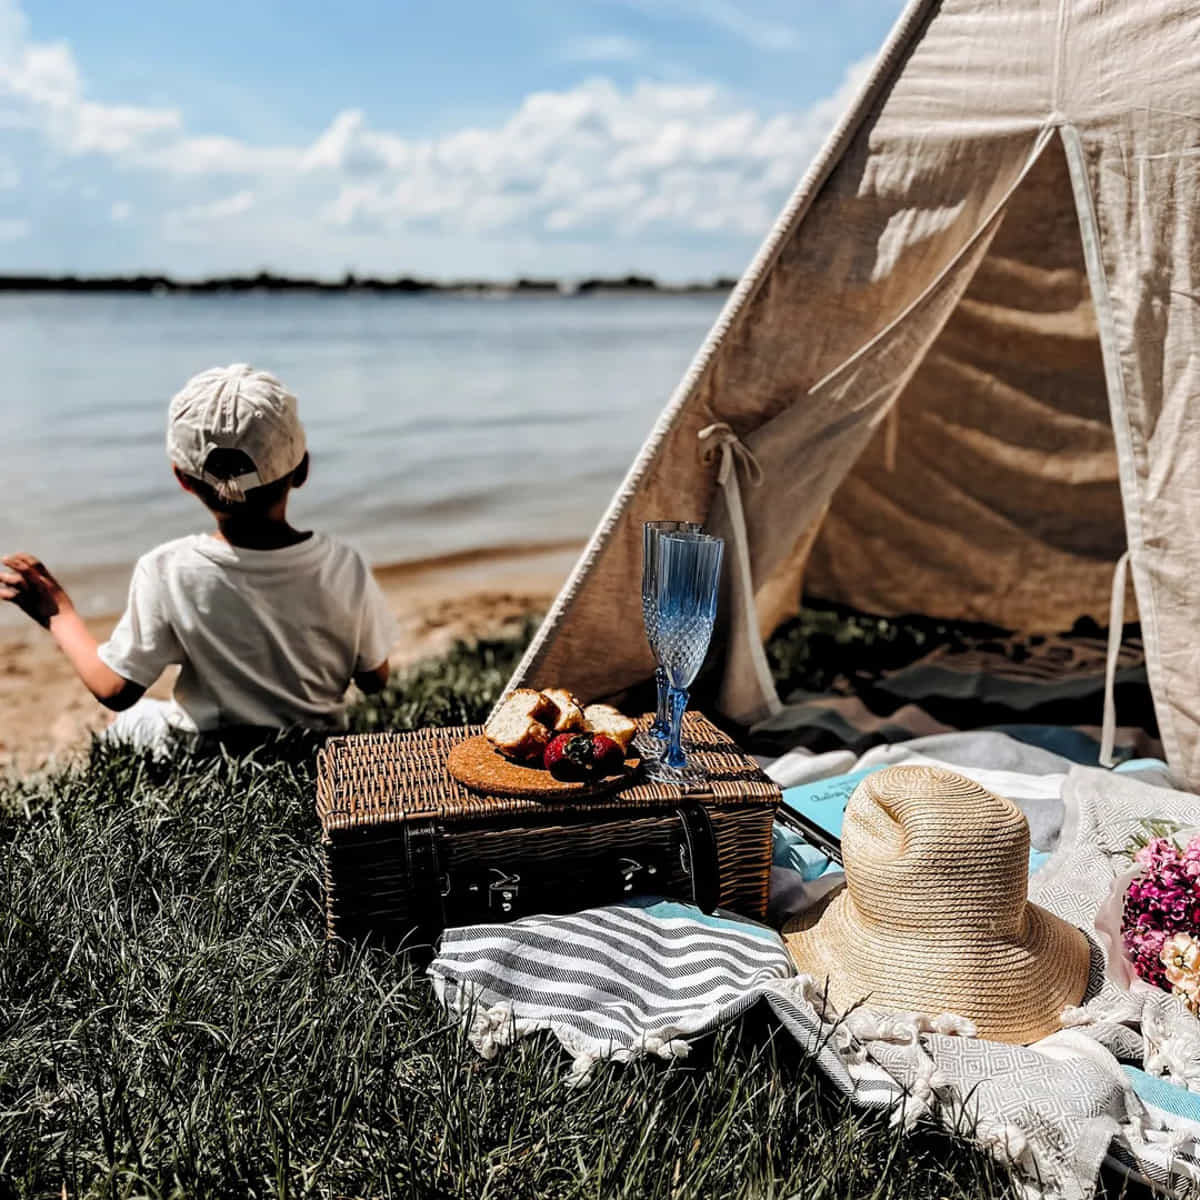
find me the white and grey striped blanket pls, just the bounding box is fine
[430,768,1200,1200]
[431,896,889,1099]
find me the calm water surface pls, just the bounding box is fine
[1,291,724,616]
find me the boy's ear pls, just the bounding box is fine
[292,452,310,490]
[173,466,197,494]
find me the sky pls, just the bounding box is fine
[0,0,903,282]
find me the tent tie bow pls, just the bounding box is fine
[698,422,764,487]
[695,419,782,721]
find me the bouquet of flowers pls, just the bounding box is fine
[1119,824,1200,1014]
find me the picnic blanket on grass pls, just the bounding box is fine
[752,622,1160,762]
[430,766,1200,1200]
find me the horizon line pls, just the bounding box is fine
[0,270,739,295]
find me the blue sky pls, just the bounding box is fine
[0,0,902,280]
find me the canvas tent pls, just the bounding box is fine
[508,0,1200,788]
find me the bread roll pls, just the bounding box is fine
[485,689,557,761]
[541,687,585,733]
[582,703,637,753]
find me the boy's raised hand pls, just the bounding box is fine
[2,553,139,709]
[0,553,71,628]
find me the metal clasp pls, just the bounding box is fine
[488,869,521,914]
[617,857,658,893]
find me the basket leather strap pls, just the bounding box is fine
[402,820,445,949]
[676,804,720,914]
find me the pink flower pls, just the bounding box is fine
[1134,836,1174,868]
[1183,836,1200,879]
[1125,925,1170,989]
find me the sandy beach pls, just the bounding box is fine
[0,541,580,770]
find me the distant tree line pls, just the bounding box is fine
[0,271,739,295]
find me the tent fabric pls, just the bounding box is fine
[509,0,1200,789]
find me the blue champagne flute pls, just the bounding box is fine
[640,521,703,753]
[646,532,724,784]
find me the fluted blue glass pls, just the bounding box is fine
[641,521,704,753]
[647,532,723,782]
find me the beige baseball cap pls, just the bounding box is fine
[167,363,307,495]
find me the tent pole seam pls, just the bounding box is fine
[1051,0,1070,117]
[504,0,943,701]
[1057,122,1179,771]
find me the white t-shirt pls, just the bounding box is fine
[98,533,396,732]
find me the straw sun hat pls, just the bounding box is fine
[783,765,1091,1044]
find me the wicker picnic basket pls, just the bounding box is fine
[316,712,779,953]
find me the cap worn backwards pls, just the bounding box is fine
[167,363,307,498]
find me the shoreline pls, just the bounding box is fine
[0,540,580,769]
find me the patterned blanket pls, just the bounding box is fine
[752,626,1160,761]
[430,766,1200,1199]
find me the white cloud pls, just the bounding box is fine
[314,67,871,242]
[0,0,869,274]
[165,189,255,236]
[678,0,804,51]
[0,216,28,239]
[0,153,18,188]
[559,34,645,63]
[611,0,804,52]
[0,4,183,160]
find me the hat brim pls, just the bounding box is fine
[783,888,1092,1045]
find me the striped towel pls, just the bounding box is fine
[430,896,870,1093]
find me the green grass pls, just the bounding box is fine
[0,626,1021,1199]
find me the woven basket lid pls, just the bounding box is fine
[783,765,1090,1044]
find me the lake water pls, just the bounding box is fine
[0,290,725,617]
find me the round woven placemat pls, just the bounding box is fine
[446,735,640,799]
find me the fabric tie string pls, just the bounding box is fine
[1099,550,1130,768]
[698,421,765,487]
[697,421,781,719]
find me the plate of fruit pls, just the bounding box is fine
[447,688,640,798]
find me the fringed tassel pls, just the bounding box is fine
[974,1118,1034,1172]
[468,1002,518,1060]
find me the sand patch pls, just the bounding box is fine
[0,542,578,770]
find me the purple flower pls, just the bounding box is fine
[1121,829,1200,993]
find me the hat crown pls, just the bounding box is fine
[783,764,1091,1044]
[166,363,306,488]
[842,765,1030,936]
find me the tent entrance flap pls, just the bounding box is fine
[715,132,1061,725]
[800,128,1126,637]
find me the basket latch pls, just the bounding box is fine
[676,804,720,914]
[617,857,658,893]
[488,869,521,914]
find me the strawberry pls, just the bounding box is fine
[543,733,590,779]
[543,732,624,780]
[589,734,624,774]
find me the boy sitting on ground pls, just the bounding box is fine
[1,363,395,752]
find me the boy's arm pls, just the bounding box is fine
[353,659,390,695]
[353,560,395,696]
[1,554,145,711]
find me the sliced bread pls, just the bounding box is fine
[485,688,557,761]
[582,703,638,754]
[541,687,585,733]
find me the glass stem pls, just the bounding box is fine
[651,666,670,737]
[666,685,688,769]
